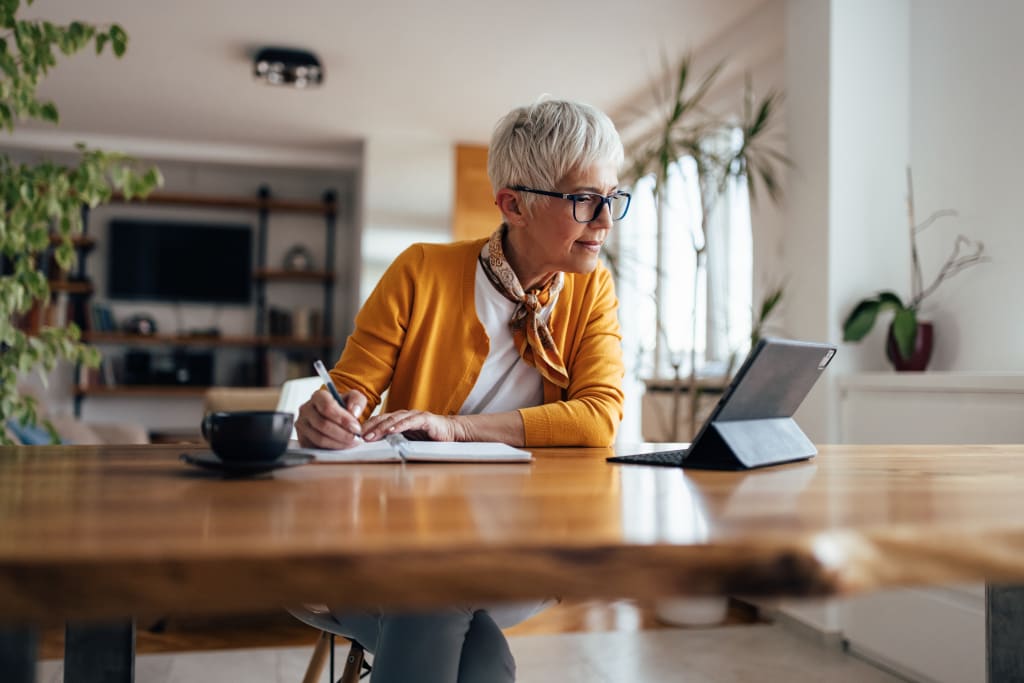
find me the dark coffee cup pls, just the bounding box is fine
[201,411,294,462]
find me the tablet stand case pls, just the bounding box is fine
[682,416,817,470]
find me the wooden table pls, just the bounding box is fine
[2,443,1024,680]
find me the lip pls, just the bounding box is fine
[576,240,603,252]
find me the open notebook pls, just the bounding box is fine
[288,432,532,463]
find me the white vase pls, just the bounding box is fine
[654,597,729,626]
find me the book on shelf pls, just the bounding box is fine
[291,307,322,340]
[53,292,69,328]
[77,357,117,388]
[267,307,292,337]
[77,363,100,388]
[89,302,117,332]
[293,308,310,340]
[101,357,117,387]
[288,432,532,464]
[308,310,322,338]
[268,307,321,340]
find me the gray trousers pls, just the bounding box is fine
[330,607,516,683]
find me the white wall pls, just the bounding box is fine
[782,0,833,447]
[361,133,454,299]
[829,0,910,371]
[776,0,911,635]
[783,0,1024,381]
[782,0,911,444]
[909,0,1024,371]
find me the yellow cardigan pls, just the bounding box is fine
[328,238,625,447]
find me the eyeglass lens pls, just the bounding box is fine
[573,193,630,223]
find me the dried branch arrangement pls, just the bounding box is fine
[842,166,988,361]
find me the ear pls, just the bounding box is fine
[495,188,528,227]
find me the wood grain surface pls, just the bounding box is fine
[3,443,1024,622]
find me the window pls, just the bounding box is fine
[608,134,753,443]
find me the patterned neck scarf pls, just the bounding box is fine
[480,225,569,388]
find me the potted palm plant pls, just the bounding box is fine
[1,0,162,444]
[841,167,986,371]
[623,55,790,438]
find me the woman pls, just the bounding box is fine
[295,98,629,682]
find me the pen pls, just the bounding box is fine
[313,359,363,441]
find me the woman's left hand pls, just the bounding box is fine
[361,410,465,442]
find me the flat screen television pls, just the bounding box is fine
[107,219,253,304]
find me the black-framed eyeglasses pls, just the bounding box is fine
[511,186,631,223]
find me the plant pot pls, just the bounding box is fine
[886,320,934,371]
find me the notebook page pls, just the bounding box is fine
[397,441,532,463]
[287,439,401,462]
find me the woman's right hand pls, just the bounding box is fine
[295,388,367,449]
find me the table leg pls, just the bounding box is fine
[0,626,37,683]
[64,619,135,683]
[987,584,1024,681]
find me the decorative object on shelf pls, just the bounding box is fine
[282,244,314,272]
[842,167,988,372]
[123,314,157,336]
[0,2,163,445]
[885,320,933,372]
[621,54,791,439]
[252,46,323,88]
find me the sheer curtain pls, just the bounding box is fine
[608,137,753,444]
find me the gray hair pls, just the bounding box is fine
[488,99,624,212]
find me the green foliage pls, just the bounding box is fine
[626,55,791,217]
[841,291,917,360]
[750,285,784,347]
[1,0,162,444]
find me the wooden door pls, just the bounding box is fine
[452,144,502,241]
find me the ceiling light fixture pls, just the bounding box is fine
[253,47,323,88]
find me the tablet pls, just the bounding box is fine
[607,338,837,470]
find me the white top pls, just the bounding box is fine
[458,256,545,415]
[461,250,555,628]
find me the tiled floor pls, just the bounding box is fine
[38,623,904,682]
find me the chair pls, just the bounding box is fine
[276,376,324,439]
[289,605,372,683]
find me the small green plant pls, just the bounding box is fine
[1,0,162,444]
[842,168,986,359]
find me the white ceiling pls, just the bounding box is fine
[23,0,766,152]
